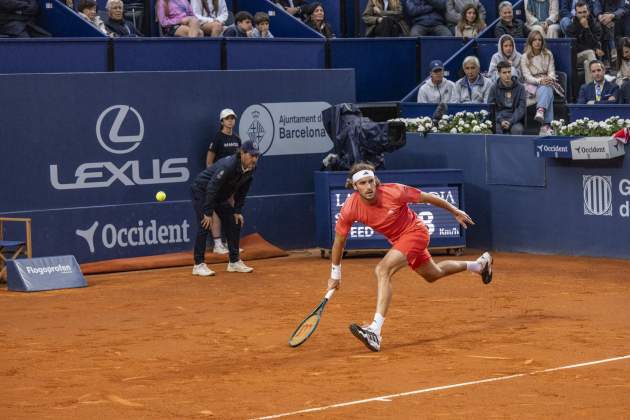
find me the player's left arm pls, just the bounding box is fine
[418,191,475,228]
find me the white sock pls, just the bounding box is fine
[369,313,385,336]
[466,261,482,273]
[213,238,222,247]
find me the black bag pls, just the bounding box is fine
[321,103,406,170]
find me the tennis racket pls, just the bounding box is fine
[288,289,335,348]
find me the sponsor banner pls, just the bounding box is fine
[582,175,630,218]
[571,137,625,160]
[534,137,572,158]
[239,102,333,156]
[8,255,87,292]
[0,70,355,261]
[329,186,462,246]
[535,136,626,160]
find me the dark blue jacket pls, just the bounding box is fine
[600,0,627,19]
[191,153,255,216]
[404,0,446,27]
[560,0,602,19]
[489,76,527,126]
[577,80,620,103]
[223,24,248,37]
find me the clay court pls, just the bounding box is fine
[1,250,630,419]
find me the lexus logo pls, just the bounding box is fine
[96,105,144,154]
[583,175,612,216]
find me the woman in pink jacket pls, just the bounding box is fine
[157,0,203,37]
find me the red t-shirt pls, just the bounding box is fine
[335,183,427,242]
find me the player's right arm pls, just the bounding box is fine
[327,233,347,291]
[327,199,353,291]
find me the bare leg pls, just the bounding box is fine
[373,248,408,317]
[415,258,467,283]
[211,213,222,239]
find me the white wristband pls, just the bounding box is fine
[331,264,341,280]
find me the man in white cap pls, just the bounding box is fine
[326,162,493,352]
[206,108,242,254]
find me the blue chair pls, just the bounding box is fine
[0,217,32,282]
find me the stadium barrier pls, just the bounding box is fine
[399,103,493,118]
[329,37,418,102]
[38,0,106,37]
[0,69,355,262]
[567,104,630,122]
[225,38,326,69]
[113,38,222,71]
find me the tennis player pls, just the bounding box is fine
[327,162,493,352]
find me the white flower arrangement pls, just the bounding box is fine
[392,111,493,135]
[551,116,630,137]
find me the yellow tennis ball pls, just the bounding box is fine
[155,191,166,202]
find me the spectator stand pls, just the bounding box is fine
[418,37,469,79]
[236,0,324,38]
[0,38,109,73]
[477,0,525,39]
[567,104,630,122]
[38,0,107,37]
[329,37,418,102]
[400,38,476,105]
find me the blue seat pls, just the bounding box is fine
[0,217,32,282]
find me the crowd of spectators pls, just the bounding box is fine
[413,0,630,135]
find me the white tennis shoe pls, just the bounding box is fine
[192,263,215,276]
[349,324,381,352]
[476,252,493,284]
[213,242,229,254]
[227,260,254,273]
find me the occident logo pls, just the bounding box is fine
[76,219,191,253]
[96,105,144,154]
[50,105,189,190]
[537,144,569,153]
[583,175,612,216]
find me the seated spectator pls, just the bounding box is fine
[446,0,486,31]
[454,4,486,38]
[495,1,529,38]
[488,34,523,82]
[404,0,452,36]
[156,0,202,37]
[566,1,604,83]
[559,0,602,35]
[417,60,455,103]
[77,0,108,35]
[490,61,527,134]
[578,59,619,103]
[0,0,39,37]
[362,0,409,37]
[251,12,273,38]
[190,0,228,37]
[598,0,626,65]
[275,0,309,20]
[521,30,557,135]
[452,56,493,103]
[525,0,561,38]
[106,0,142,37]
[305,3,334,38]
[223,11,254,37]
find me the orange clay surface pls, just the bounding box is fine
[1,250,630,419]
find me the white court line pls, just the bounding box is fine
[252,354,630,419]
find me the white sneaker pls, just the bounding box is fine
[476,252,493,284]
[192,263,215,276]
[227,260,254,273]
[349,324,381,352]
[534,108,545,124]
[213,242,229,254]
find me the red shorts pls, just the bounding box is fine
[392,228,431,270]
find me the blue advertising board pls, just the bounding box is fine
[315,170,466,251]
[0,69,355,263]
